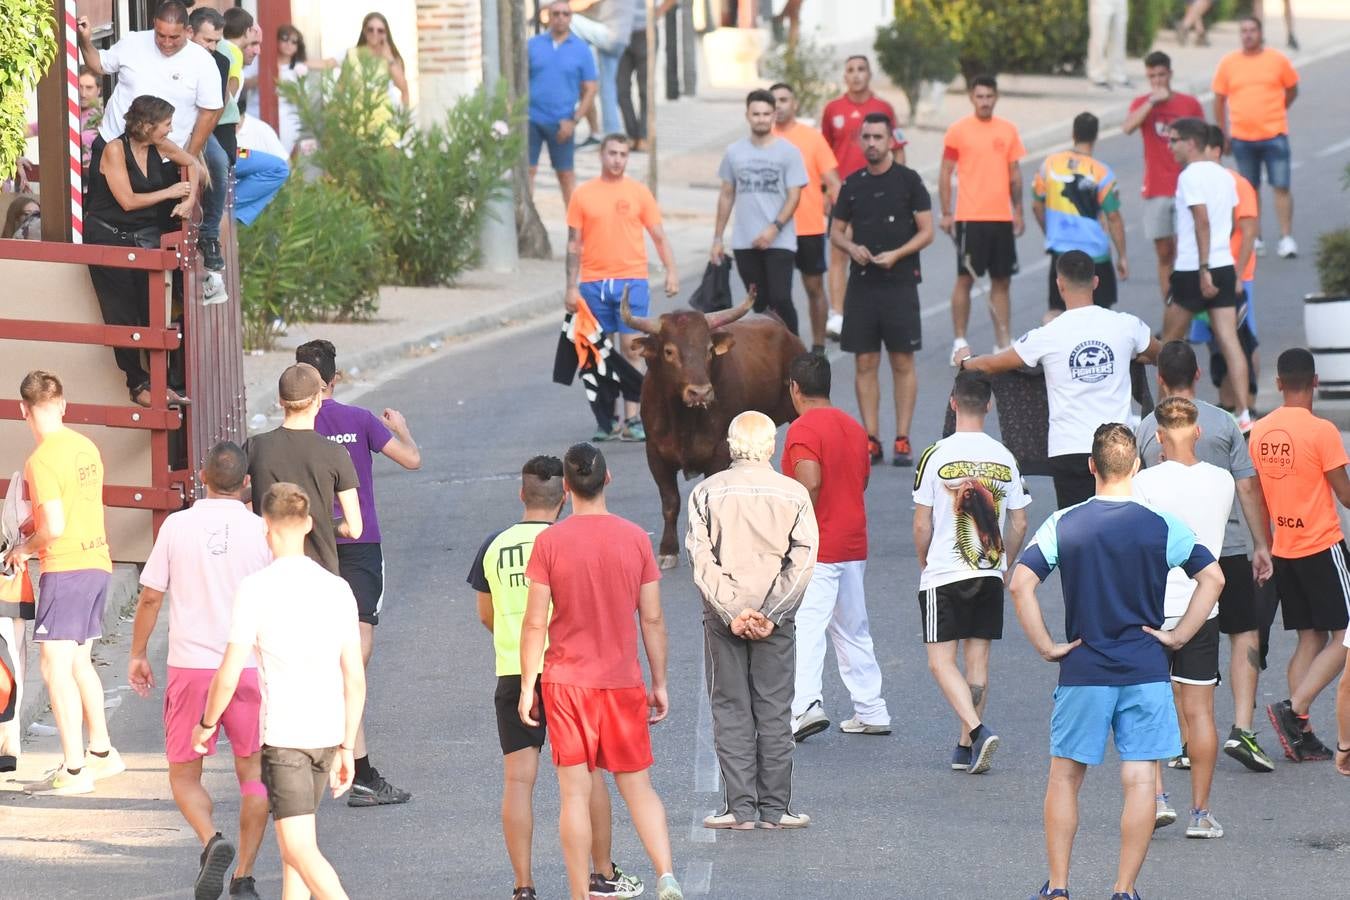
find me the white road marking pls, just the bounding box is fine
[1314,137,1350,158]
[693,644,720,794]
[680,859,714,895]
[689,809,717,843]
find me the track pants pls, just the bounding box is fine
[791,560,889,724]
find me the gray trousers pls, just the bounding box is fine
[703,612,796,824]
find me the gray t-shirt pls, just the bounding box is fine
[1136,398,1256,556]
[718,136,808,252]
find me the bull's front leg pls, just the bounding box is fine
[649,450,683,569]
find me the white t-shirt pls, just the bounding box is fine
[1174,159,1238,272]
[1013,305,1153,457]
[98,31,224,147]
[228,555,361,749]
[914,431,1032,590]
[140,498,271,669]
[1133,460,1233,620]
[237,115,288,160]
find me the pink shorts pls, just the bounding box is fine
[164,666,262,764]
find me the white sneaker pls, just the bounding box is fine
[839,716,892,736]
[791,700,829,742]
[202,271,229,305]
[84,746,126,781]
[825,312,843,339]
[1154,792,1177,829]
[950,337,970,367]
[1253,237,1267,257]
[1277,235,1298,258]
[23,765,95,796]
[759,811,810,829]
[1186,809,1224,839]
[1236,408,1253,434]
[702,812,755,830]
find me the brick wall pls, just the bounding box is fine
[416,0,483,125]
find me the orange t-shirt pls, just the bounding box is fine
[1229,169,1258,282]
[774,120,838,237]
[24,426,112,573]
[1212,48,1298,141]
[942,115,1026,222]
[1249,406,1349,559]
[565,176,661,281]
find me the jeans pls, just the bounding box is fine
[570,15,629,134]
[201,134,230,241]
[1231,133,1292,190]
[234,150,290,226]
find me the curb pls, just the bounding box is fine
[17,563,140,739]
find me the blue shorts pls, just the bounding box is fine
[1188,280,1256,343]
[528,120,576,172]
[580,278,650,335]
[1231,134,1291,190]
[1049,682,1181,765]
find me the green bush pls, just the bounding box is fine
[761,34,837,120]
[1128,0,1172,56]
[1317,228,1350,297]
[875,1,959,124]
[237,177,384,351]
[0,0,57,178]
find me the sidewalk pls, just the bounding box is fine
[244,11,1350,425]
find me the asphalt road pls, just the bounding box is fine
[5,49,1350,900]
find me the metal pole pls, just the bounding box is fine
[681,0,698,97]
[665,3,679,100]
[480,0,519,273]
[645,0,657,198]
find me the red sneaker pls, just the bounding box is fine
[892,436,913,467]
[866,435,883,465]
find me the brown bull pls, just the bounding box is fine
[622,287,805,568]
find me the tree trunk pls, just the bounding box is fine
[504,0,552,259]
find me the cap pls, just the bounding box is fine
[278,363,323,403]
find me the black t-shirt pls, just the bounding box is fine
[245,427,359,574]
[832,161,932,286]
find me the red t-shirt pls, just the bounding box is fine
[525,514,660,689]
[820,93,904,179]
[1128,91,1204,198]
[782,407,870,563]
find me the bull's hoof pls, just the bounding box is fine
[657,554,679,570]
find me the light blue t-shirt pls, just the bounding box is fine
[527,32,598,125]
[717,136,809,252]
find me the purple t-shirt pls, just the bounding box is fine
[314,398,393,545]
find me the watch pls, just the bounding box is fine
[772,219,786,231]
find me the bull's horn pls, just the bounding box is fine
[620,284,660,335]
[705,288,755,330]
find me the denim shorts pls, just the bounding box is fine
[528,120,576,172]
[1049,682,1181,765]
[1231,133,1291,190]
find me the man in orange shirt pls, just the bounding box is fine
[566,133,679,441]
[6,371,125,796]
[1249,349,1350,764]
[1213,16,1299,258]
[771,82,841,354]
[939,75,1026,364]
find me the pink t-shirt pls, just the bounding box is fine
[140,498,271,669]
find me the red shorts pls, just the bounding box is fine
[164,666,262,764]
[541,682,653,773]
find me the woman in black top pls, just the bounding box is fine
[86,94,200,407]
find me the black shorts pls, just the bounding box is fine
[919,576,1004,643]
[1216,554,1260,635]
[495,675,547,756]
[1169,265,1237,313]
[794,234,828,275]
[1167,617,1221,685]
[337,542,384,626]
[1048,252,1117,310]
[1048,453,1095,509]
[260,745,335,820]
[956,221,1018,279]
[840,280,921,354]
[1274,541,1350,632]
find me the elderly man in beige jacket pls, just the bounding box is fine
[686,411,818,831]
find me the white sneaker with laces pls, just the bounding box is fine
[839,716,892,735]
[950,337,970,367]
[84,746,126,781]
[825,312,843,339]
[203,271,229,305]
[23,765,95,796]
[1186,809,1224,839]
[791,701,829,742]
[1277,235,1298,258]
[1253,237,1267,257]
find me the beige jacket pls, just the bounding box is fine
[686,459,818,625]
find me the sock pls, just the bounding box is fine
[354,754,374,783]
[88,749,109,759]
[811,343,825,354]
[65,766,83,776]
[969,724,984,743]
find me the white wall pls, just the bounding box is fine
[798,0,893,48]
[290,0,421,109]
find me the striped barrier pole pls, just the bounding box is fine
[64,8,82,244]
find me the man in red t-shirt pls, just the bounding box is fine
[819,55,906,339]
[518,443,683,900]
[1122,51,1205,303]
[782,354,890,741]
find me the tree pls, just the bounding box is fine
[875,1,959,125]
[502,0,551,260]
[0,0,57,179]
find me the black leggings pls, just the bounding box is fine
[617,28,648,141]
[732,248,798,335]
[86,224,184,394]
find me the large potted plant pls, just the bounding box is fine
[1304,165,1350,398]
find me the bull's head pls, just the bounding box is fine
[622,286,755,408]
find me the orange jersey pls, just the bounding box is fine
[774,120,838,237]
[24,426,112,573]
[1229,169,1258,282]
[1249,406,1349,559]
[565,176,661,281]
[1212,48,1298,141]
[943,115,1026,222]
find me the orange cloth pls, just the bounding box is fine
[571,299,604,369]
[24,427,112,573]
[774,120,838,237]
[565,176,661,281]
[1229,169,1258,282]
[1212,48,1298,141]
[942,115,1026,222]
[1250,406,1350,559]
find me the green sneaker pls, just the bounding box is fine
[590,862,644,898]
[619,418,646,442]
[1223,726,1275,772]
[592,422,620,442]
[657,873,684,900]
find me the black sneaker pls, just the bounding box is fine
[347,769,412,807]
[0,754,16,773]
[1266,700,1305,761]
[512,888,538,900]
[589,861,644,897]
[1297,730,1334,762]
[200,238,225,272]
[195,832,236,900]
[228,876,261,900]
